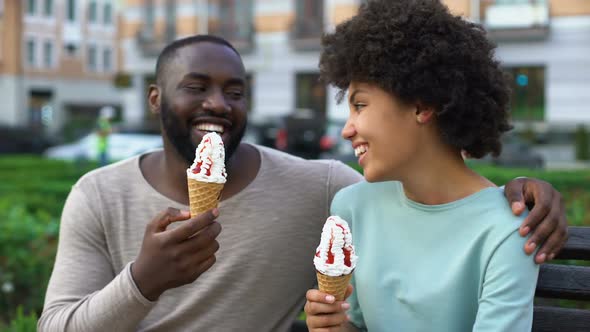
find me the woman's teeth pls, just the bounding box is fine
[354,145,367,157]
[196,123,224,134]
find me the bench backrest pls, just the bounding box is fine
[533,226,590,331]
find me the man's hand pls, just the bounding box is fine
[305,285,357,332]
[131,207,221,301]
[504,177,568,264]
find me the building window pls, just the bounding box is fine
[164,0,176,42]
[143,0,155,39]
[505,66,545,121]
[43,0,53,16]
[26,39,36,67]
[295,73,326,116]
[293,0,323,39]
[104,2,112,25]
[88,0,97,23]
[43,41,53,68]
[65,43,78,56]
[67,0,76,21]
[87,45,97,71]
[217,0,254,44]
[27,0,37,15]
[103,48,112,72]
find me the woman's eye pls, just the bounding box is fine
[353,103,366,111]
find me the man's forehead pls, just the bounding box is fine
[176,42,244,73]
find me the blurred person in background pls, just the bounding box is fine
[96,106,115,166]
[38,35,568,332]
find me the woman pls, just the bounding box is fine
[304,0,539,331]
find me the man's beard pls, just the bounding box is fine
[160,98,246,166]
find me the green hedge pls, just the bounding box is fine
[0,156,95,326]
[0,156,588,326]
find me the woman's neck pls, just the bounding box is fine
[397,145,495,205]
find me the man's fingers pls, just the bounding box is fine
[168,208,219,242]
[504,178,526,216]
[519,193,552,237]
[523,197,560,258]
[534,213,569,263]
[151,208,191,233]
[179,222,222,251]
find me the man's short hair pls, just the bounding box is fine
[155,35,240,85]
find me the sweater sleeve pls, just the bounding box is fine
[472,230,539,332]
[38,183,156,332]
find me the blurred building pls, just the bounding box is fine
[118,0,590,135]
[0,0,121,137]
[450,0,590,137]
[119,0,366,129]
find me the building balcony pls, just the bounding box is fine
[214,22,255,54]
[135,27,174,57]
[481,1,550,41]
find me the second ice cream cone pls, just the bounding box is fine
[316,271,353,301]
[187,178,224,216]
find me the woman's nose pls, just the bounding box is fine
[341,119,356,140]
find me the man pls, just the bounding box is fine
[38,35,568,331]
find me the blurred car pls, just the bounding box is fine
[0,125,55,154]
[44,132,162,161]
[478,135,545,169]
[251,110,332,159]
[318,119,356,163]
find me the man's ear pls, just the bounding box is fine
[148,84,161,115]
[415,103,435,124]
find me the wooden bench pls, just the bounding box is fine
[533,226,590,331]
[292,226,590,332]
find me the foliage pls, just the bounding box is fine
[575,125,589,161]
[0,306,38,332]
[0,156,94,324]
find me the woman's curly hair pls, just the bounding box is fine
[319,0,512,158]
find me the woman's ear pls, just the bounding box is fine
[148,84,161,115]
[416,104,435,124]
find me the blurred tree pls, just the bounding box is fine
[575,125,589,161]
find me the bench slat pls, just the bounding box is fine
[535,264,590,301]
[533,306,590,332]
[556,227,590,260]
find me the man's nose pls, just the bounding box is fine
[202,89,230,114]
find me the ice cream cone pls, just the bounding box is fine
[187,177,224,217]
[316,271,353,301]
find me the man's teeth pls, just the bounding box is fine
[196,123,224,134]
[354,145,367,157]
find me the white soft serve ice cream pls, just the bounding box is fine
[186,132,227,183]
[314,216,358,276]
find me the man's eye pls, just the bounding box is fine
[185,85,206,92]
[227,90,244,99]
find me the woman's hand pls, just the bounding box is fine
[305,285,355,332]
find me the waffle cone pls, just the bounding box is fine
[316,271,353,301]
[187,178,224,217]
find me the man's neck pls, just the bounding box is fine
[141,143,260,205]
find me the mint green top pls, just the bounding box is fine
[331,181,539,332]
